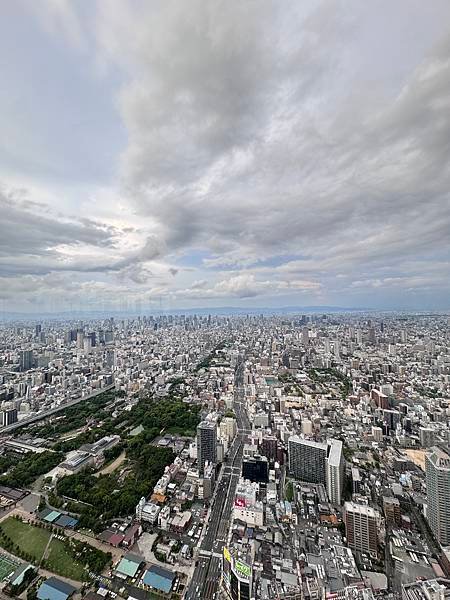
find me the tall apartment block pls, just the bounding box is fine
[343,502,379,558]
[0,409,18,427]
[288,436,344,504]
[326,439,344,505]
[197,420,217,476]
[425,446,450,545]
[420,427,436,448]
[19,350,34,372]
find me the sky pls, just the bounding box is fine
[1,0,449,314]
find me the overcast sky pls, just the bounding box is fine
[1,0,449,314]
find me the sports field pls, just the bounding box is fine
[0,518,50,561]
[0,554,18,581]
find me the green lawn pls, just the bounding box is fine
[0,518,50,561]
[45,539,85,581]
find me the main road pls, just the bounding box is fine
[184,359,250,600]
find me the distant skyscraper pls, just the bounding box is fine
[19,350,33,372]
[197,421,217,476]
[105,349,116,368]
[76,331,84,349]
[83,337,92,354]
[334,339,340,359]
[425,446,450,545]
[302,326,309,346]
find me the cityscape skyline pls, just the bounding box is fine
[1,1,450,313]
[1,4,449,596]
[0,312,448,598]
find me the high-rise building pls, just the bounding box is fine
[382,409,401,432]
[383,496,401,527]
[425,446,450,545]
[1,409,18,427]
[344,502,379,558]
[371,389,389,410]
[105,349,116,368]
[222,547,252,600]
[220,417,236,442]
[372,426,383,442]
[83,337,92,354]
[197,421,217,476]
[326,439,344,505]
[76,331,84,349]
[242,455,269,483]
[260,435,278,463]
[288,436,344,504]
[334,339,340,359]
[288,437,327,484]
[198,462,215,500]
[420,427,436,448]
[302,326,309,346]
[19,350,34,372]
[352,467,361,494]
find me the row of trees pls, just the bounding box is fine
[0,451,64,488]
[0,522,36,563]
[0,516,111,578]
[24,389,117,439]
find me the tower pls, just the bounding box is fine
[425,446,450,545]
[197,421,217,476]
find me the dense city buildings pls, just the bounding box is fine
[0,311,448,600]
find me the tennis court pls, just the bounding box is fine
[0,553,18,581]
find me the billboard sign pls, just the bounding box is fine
[234,560,251,579]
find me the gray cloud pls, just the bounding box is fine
[1,1,450,310]
[0,186,164,278]
[93,0,450,307]
[0,186,116,257]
